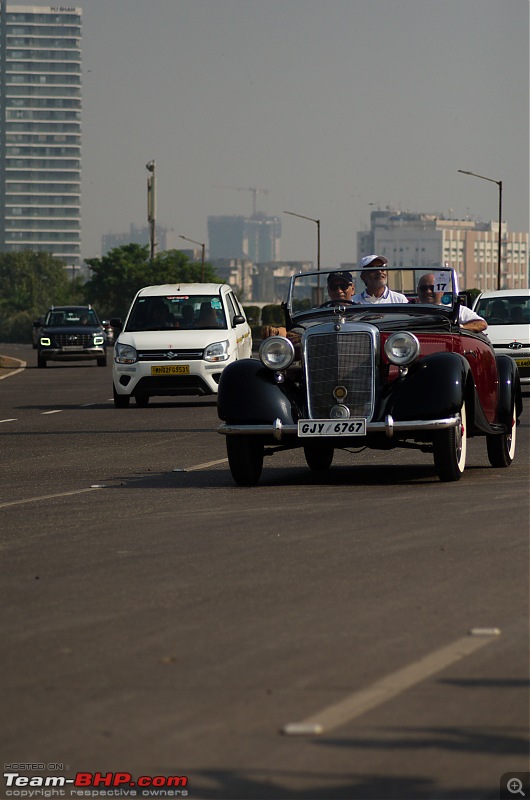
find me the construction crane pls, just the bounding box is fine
[214,185,269,216]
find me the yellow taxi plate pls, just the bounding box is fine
[151,365,190,375]
[514,358,530,368]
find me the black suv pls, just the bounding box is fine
[37,305,108,368]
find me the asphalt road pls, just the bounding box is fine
[1,344,528,800]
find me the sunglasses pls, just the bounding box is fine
[419,284,435,292]
[329,283,351,290]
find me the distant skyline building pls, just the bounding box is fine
[358,210,528,290]
[208,213,281,264]
[0,3,82,269]
[101,223,177,255]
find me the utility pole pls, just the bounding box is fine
[146,160,157,259]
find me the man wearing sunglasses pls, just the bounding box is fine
[352,255,409,304]
[327,270,356,303]
[417,273,487,332]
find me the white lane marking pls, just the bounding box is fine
[281,633,499,735]
[0,360,26,380]
[175,458,228,472]
[41,410,62,415]
[0,418,18,423]
[0,486,103,509]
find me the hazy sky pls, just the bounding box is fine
[74,0,529,266]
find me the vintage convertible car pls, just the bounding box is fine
[217,267,522,486]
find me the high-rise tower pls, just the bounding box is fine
[0,3,82,269]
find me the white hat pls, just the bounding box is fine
[359,254,388,269]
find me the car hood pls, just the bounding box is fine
[485,323,530,345]
[117,330,229,349]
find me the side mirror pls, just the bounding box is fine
[232,314,245,327]
[110,317,123,332]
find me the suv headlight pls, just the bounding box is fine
[384,332,420,365]
[204,340,230,362]
[259,336,295,370]
[115,343,138,364]
[93,335,105,345]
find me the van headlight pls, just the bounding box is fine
[384,332,420,365]
[259,336,295,370]
[115,343,138,364]
[205,340,230,362]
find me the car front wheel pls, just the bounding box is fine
[432,403,467,482]
[37,353,46,368]
[135,395,150,407]
[486,398,517,467]
[226,434,264,486]
[113,385,130,408]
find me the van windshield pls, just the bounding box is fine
[474,296,530,326]
[125,295,227,331]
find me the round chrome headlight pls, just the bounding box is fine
[384,331,420,365]
[259,336,295,370]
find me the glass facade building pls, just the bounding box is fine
[0,3,82,268]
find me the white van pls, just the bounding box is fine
[111,284,252,406]
[473,289,530,385]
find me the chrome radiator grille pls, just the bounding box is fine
[304,331,374,418]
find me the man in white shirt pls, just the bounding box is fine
[351,255,409,304]
[417,273,487,333]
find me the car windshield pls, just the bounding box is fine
[287,267,459,319]
[474,296,530,326]
[125,294,227,331]
[45,308,99,326]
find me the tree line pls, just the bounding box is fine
[0,245,219,343]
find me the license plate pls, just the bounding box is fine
[151,365,190,375]
[514,358,530,368]
[298,419,366,437]
[62,345,83,351]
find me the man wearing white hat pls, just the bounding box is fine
[352,255,409,304]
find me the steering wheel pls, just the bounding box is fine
[318,300,356,308]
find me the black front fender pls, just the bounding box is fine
[496,355,523,424]
[387,352,469,420]
[217,359,296,424]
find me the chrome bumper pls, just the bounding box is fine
[218,415,460,441]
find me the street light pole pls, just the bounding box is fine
[146,160,157,260]
[179,235,205,282]
[458,169,503,290]
[283,210,320,272]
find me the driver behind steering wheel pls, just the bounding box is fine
[326,270,356,304]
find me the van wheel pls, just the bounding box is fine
[113,386,130,408]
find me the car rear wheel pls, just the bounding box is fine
[303,442,334,471]
[486,398,517,467]
[226,434,264,486]
[135,395,150,407]
[113,385,130,408]
[432,403,467,482]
